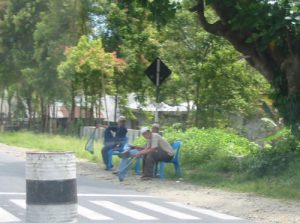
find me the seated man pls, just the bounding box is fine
[135,127,174,180]
[115,124,160,181]
[101,116,127,170]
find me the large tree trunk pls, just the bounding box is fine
[192,0,300,134]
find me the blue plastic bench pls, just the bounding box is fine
[156,140,182,179]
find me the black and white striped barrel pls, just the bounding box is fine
[26,152,77,223]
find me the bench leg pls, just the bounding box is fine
[159,162,165,179]
[134,158,141,175]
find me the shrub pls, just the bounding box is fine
[131,127,255,172]
[242,135,299,177]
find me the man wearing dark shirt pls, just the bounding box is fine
[101,116,128,170]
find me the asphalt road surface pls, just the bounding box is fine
[0,150,252,223]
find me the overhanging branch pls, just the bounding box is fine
[190,0,225,36]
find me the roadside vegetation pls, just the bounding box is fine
[1,129,299,200]
[161,127,300,200]
[0,131,102,163]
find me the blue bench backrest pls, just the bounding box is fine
[171,140,182,163]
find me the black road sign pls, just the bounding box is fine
[144,58,172,86]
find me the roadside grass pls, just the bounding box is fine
[1,131,300,201]
[0,131,102,163]
[179,163,300,200]
[162,156,300,200]
[152,160,300,201]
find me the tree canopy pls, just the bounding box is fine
[0,0,277,133]
[137,0,300,134]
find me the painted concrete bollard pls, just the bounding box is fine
[26,152,77,223]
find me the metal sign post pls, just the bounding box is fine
[155,59,160,122]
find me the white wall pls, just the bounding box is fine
[80,126,141,144]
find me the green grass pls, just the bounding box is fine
[158,161,300,200]
[0,131,102,163]
[180,162,300,200]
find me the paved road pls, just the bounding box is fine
[0,151,251,223]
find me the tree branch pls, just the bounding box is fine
[190,0,225,36]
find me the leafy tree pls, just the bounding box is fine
[58,36,126,124]
[190,0,300,133]
[34,0,91,131]
[95,0,161,107]
[0,0,9,122]
[135,0,300,135]
[159,8,270,127]
[0,0,48,127]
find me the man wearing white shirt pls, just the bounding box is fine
[135,127,174,180]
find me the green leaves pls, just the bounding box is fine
[162,127,256,167]
[242,134,299,177]
[58,35,126,97]
[158,7,270,127]
[218,0,299,49]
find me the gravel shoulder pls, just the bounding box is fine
[1,143,299,223]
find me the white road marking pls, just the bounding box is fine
[91,200,157,220]
[10,199,113,221]
[0,192,152,198]
[167,202,242,220]
[0,207,21,222]
[4,193,241,221]
[78,193,153,198]
[130,201,200,220]
[10,199,25,209]
[78,205,112,220]
[0,193,25,196]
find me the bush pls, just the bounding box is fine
[242,135,299,177]
[132,127,255,173]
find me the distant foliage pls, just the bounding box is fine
[132,135,147,147]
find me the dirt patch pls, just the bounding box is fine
[1,143,299,223]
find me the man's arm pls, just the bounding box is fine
[134,146,157,158]
[134,133,159,158]
[130,145,144,151]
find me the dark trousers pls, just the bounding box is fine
[101,142,117,169]
[142,149,173,177]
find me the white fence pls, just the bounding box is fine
[80,126,141,144]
